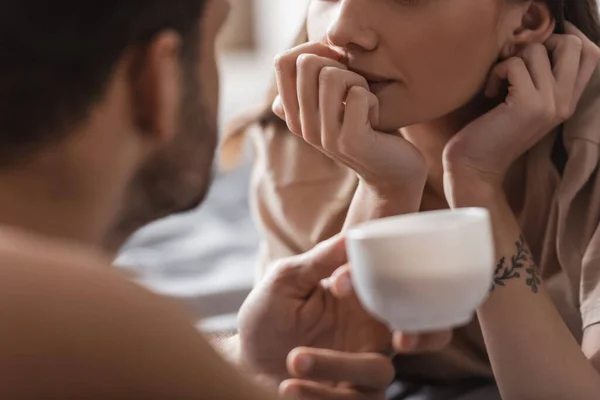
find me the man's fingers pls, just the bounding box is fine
[299,235,347,284]
[393,330,453,354]
[287,347,394,390]
[267,235,347,297]
[280,379,372,400]
[330,266,354,298]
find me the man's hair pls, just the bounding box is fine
[0,0,207,166]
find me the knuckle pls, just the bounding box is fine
[506,56,525,70]
[273,51,293,72]
[269,258,298,281]
[296,53,317,71]
[319,66,340,87]
[348,85,366,98]
[589,45,600,62]
[527,43,546,55]
[564,34,584,51]
[536,102,556,122]
[352,73,369,88]
[555,103,573,121]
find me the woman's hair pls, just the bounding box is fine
[221,0,600,169]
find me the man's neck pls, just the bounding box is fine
[0,163,117,251]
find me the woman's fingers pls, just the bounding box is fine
[563,21,600,110]
[519,43,554,100]
[297,54,347,144]
[342,86,379,139]
[274,42,343,135]
[485,57,536,101]
[393,330,453,354]
[272,95,285,120]
[287,347,394,390]
[318,68,369,148]
[545,33,582,119]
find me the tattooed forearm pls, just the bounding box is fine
[492,235,542,293]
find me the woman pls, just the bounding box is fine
[225,0,600,399]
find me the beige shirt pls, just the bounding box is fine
[248,65,600,381]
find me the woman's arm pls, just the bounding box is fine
[342,180,424,229]
[249,124,357,277]
[440,24,600,399]
[450,180,600,399]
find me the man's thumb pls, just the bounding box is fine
[296,235,347,287]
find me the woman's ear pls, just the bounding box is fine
[500,1,556,58]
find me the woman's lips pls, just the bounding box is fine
[347,66,395,93]
[368,80,394,93]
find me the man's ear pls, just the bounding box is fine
[131,31,183,145]
[500,1,556,58]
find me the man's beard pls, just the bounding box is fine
[104,77,218,252]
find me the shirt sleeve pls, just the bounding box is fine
[580,223,600,330]
[248,123,357,281]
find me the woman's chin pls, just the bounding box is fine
[374,116,408,134]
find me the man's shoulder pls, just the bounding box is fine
[0,226,110,272]
[0,227,116,306]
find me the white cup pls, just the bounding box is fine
[346,208,494,333]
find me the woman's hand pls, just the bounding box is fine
[272,42,426,194]
[443,22,600,204]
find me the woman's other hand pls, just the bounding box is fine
[443,22,600,204]
[272,42,427,195]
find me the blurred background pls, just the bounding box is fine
[117,0,310,332]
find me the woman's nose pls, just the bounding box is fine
[326,0,378,52]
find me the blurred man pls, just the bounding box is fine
[0,1,442,398]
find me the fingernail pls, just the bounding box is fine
[336,274,353,296]
[295,354,313,375]
[396,333,419,352]
[272,96,284,118]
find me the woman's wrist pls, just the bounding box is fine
[343,179,424,228]
[359,177,424,207]
[360,170,426,199]
[443,169,505,209]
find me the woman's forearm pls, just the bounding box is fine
[343,180,424,230]
[452,184,600,399]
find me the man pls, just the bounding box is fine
[0,0,446,398]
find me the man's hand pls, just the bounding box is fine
[236,237,452,399]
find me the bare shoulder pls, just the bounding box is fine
[0,228,274,399]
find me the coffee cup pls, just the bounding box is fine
[346,208,494,332]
